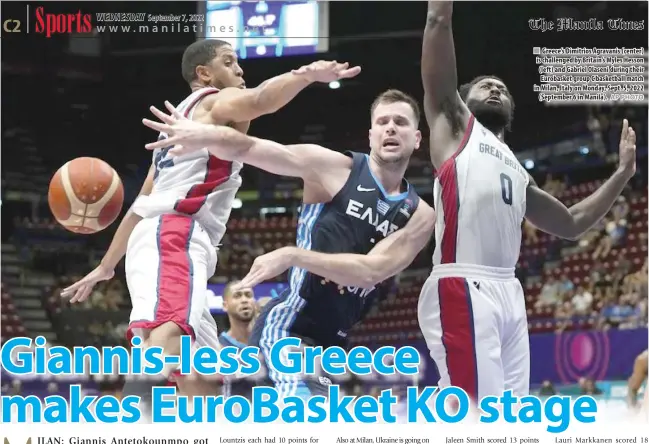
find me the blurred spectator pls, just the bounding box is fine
[615,252,632,280]
[559,274,574,296]
[577,227,602,253]
[612,195,630,221]
[555,301,574,332]
[524,220,539,244]
[581,378,603,395]
[592,224,613,260]
[539,380,556,396]
[587,107,606,157]
[601,293,638,328]
[542,174,565,197]
[546,237,565,262]
[605,214,628,247]
[571,285,594,315]
[47,382,59,394]
[536,276,561,308]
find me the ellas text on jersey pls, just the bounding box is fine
[345,199,400,237]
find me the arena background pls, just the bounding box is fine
[1,0,647,411]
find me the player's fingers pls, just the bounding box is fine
[628,128,636,145]
[145,135,179,150]
[239,267,264,288]
[621,119,629,139]
[149,106,176,125]
[338,66,362,78]
[164,101,184,120]
[235,275,253,289]
[336,62,349,71]
[61,280,86,297]
[70,284,90,304]
[142,118,170,134]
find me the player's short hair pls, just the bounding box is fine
[223,280,240,299]
[181,39,231,84]
[370,89,421,126]
[459,75,515,110]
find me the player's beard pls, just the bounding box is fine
[466,99,511,135]
[232,307,254,323]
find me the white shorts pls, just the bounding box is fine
[125,214,218,345]
[418,264,529,401]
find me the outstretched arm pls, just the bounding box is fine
[209,61,360,123]
[525,119,636,240]
[235,202,436,290]
[143,102,352,196]
[627,350,648,408]
[422,1,466,127]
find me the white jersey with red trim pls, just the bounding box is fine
[432,114,530,269]
[132,87,243,246]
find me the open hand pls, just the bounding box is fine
[60,264,114,303]
[231,247,297,291]
[293,60,361,83]
[142,101,224,155]
[618,118,637,178]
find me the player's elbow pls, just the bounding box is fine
[562,221,588,241]
[362,273,384,289]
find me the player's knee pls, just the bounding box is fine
[147,321,185,353]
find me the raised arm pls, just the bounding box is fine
[525,119,636,240]
[235,202,436,290]
[422,1,467,131]
[207,60,361,124]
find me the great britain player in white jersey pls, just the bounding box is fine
[416,1,637,402]
[60,39,360,407]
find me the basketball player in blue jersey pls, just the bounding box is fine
[61,38,360,415]
[412,0,637,402]
[218,281,256,400]
[142,89,437,399]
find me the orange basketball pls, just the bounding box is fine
[48,157,124,234]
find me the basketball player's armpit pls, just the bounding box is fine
[210,73,312,122]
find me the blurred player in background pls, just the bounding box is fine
[219,280,256,400]
[141,89,436,400]
[418,0,637,401]
[60,38,360,416]
[627,349,647,411]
